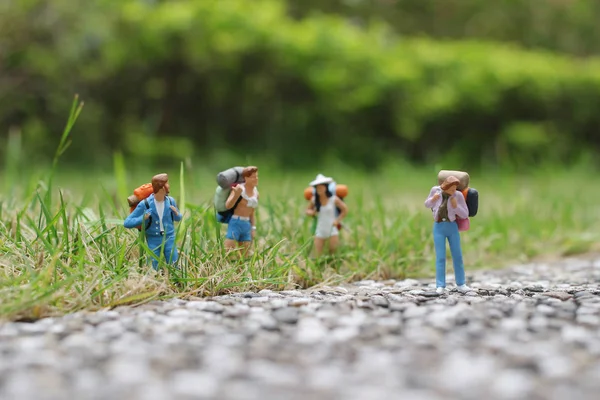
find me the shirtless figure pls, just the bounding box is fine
[224,166,259,257]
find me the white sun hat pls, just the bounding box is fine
[309,173,334,186]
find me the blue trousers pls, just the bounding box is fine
[433,221,465,288]
[146,234,178,270]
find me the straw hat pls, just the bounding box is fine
[309,173,333,186]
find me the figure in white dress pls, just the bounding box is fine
[305,174,348,257]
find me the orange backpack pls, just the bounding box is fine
[127,183,154,231]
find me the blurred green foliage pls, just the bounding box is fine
[1,0,600,170]
[290,0,600,57]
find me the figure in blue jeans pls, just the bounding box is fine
[124,173,182,270]
[424,175,472,294]
[224,166,259,257]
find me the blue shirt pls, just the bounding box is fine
[124,193,182,236]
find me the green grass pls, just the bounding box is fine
[1,97,599,322]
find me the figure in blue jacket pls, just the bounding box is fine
[124,173,182,270]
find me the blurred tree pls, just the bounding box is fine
[0,0,599,172]
[287,0,600,57]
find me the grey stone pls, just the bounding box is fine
[576,314,600,326]
[394,279,421,288]
[295,317,328,344]
[186,301,225,313]
[536,304,556,316]
[289,297,311,307]
[272,307,299,324]
[403,306,429,319]
[167,308,190,318]
[170,370,219,397]
[247,296,270,306]
[525,285,545,292]
[542,291,573,301]
[371,295,390,307]
[224,304,251,318]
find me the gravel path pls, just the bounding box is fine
[1,256,600,400]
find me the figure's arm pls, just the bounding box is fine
[124,202,147,228]
[424,187,440,208]
[225,186,242,209]
[306,198,316,216]
[452,191,469,218]
[334,197,348,222]
[169,197,183,221]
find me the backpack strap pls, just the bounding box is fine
[143,198,152,230]
[335,195,344,217]
[232,192,243,210]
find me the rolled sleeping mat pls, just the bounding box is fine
[213,186,231,212]
[438,170,470,191]
[127,195,139,207]
[127,183,153,207]
[216,166,245,189]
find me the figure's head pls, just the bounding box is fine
[309,174,333,195]
[315,184,329,196]
[441,175,460,195]
[243,166,258,186]
[152,173,169,194]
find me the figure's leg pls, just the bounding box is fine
[146,236,162,271]
[240,241,252,257]
[225,220,242,256]
[224,239,238,252]
[433,222,447,288]
[314,237,325,257]
[447,222,466,287]
[238,221,253,258]
[164,236,179,266]
[328,234,339,254]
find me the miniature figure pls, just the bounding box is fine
[214,166,259,257]
[124,173,182,270]
[424,174,472,294]
[305,174,348,257]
